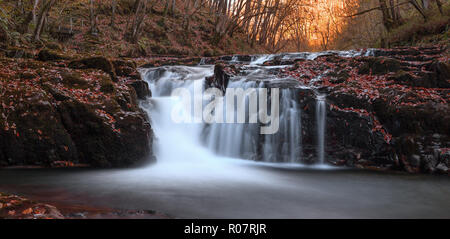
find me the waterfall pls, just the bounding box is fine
[140,66,218,167]
[261,89,302,163]
[316,95,326,164]
[204,80,263,159]
[204,81,302,163]
[140,50,370,166]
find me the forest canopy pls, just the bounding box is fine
[0,0,448,56]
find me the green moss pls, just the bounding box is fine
[100,78,115,93]
[61,71,88,89]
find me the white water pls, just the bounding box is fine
[316,95,326,164]
[141,50,370,166]
[139,66,267,181]
[142,63,307,165]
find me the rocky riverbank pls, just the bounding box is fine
[0,192,168,219]
[203,46,449,174]
[1,45,448,175]
[0,49,154,168]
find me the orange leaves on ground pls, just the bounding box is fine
[22,208,33,215]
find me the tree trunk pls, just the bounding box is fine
[33,0,55,42]
[89,0,98,35]
[127,0,148,43]
[379,0,394,31]
[409,0,428,21]
[33,0,40,25]
[435,0,443,15]
[110,0,117,28]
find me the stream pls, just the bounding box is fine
[1,51,449,218]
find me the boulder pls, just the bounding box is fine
[128,80,150,99]
[429,61,450,88]
[358,57,401,75]
[37,49,66,61]
[69,57,117,81]
[0,57,154,168]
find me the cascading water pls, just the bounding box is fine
[141,50,371,166]
[140,66,218,168]
[204,81,302,163]
[316,95,326,164]
[261,89,302,163]
[204,80,264,159]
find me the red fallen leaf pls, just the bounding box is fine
[64,146,68,151]
[33,207,46,215]
[22,208,33,215]
[37,129,42,135]
[16,132,19,137]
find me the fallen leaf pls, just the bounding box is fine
[22,208,33,215]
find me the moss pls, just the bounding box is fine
[61,71,88,89]
[37,49,66,61]
[100,78,115,93]
[46,42,62,51]
[358,57,401,75]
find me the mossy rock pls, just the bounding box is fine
[61,71,88,88]
[203,49,213,57]
[45,42,62,51]
[69,57,113,72]
[19,72,38,80]
[37,49,66,61]
[388,70,414,84]
[100,78,115,93]
[358,57,401,75]
[112,59,136,69]
[68,57,117,81]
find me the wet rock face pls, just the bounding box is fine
[0,56,154,168]
[206,46,449,174]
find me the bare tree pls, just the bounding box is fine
[110,0,117,28]
[33,0,56,41]
[126,0,148,43]
[89,0,99,35]
[33,0,40,24]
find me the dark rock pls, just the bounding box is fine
[57,100,152,167]
[60,71,88,88]
[42,83,71,101]
[45,42,62,51]
[0,58,154,168]
[0,24,8,45]
[19,72,38,80]
[100,78,115,93]
[206,63,234,92]
[128,80,150,99]
[358,57,401,75]
[37,49,66,61]
[69,57,117,81]
[429,61,450,88]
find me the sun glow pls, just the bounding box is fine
[287,0,359,50]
